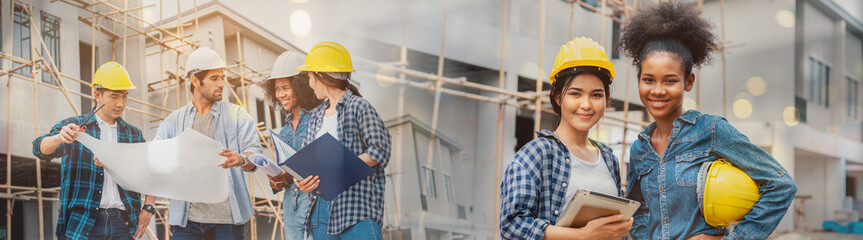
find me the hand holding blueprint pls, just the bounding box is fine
[76,129,229,203]
[248,153,285,177]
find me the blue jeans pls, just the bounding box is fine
[339,219,382,239]
[171,221,245,240]
[283,187,312,240]
[89,208,132,240]
[309,198,382,239]
[309,198,338,240]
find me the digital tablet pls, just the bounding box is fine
[555,189,641,228]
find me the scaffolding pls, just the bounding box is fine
[0,0,735,239]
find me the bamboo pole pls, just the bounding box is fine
[534,0,546,136]
[6,1,14,235]
[122,0,128,65]
[493,1,508,239]
[24,1,47,238]
[418,0,449,236]
[237,32,248,109]
[720,0,727,117]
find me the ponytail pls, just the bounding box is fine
[315,72,363,98]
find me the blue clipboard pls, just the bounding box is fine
[283,133,375,201]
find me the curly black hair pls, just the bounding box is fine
[261,74,322,114]
[617,1,718,76]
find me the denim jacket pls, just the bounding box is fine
[627,110,797,240]
[499,129,623,240]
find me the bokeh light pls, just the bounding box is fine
[733,99,752,119]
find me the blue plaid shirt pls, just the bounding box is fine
[499,130,623,240]
[301,90,392,234]
[32,115,145,240]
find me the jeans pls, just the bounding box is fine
[89,208,132,240]
[171,221,245,240]
[283,187,312,240]
[309,198,338,240]
[339,219,382,239]
[309,198,382,239]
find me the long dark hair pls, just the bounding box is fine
[261,73,322,113]
[313,72,363,98]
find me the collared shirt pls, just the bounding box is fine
[278,109,313,151]
[627,110,797,240]
[32,115,145,240]
[94,114,126,210]
[155,101,263,227]
[498,129,623,240]
[301,90,392,234]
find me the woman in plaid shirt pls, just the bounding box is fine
[499,37,633,240]
[293,42,392,239]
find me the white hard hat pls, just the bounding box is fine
[185,47,226,78]
[268,51,305,80]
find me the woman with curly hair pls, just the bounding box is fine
[263,51,322,240]
[618,1,796,239]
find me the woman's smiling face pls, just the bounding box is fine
[638,52,694,121]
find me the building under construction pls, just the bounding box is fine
[0,0,862,239]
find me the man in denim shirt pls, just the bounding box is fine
[155,47,262,239]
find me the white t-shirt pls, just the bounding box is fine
[94,114,126,210]
[315,111,340,141]
[561,151,618,208]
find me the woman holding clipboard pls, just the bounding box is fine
[292,42,392,240]
[499,37,633,240]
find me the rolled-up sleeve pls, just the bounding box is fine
[357,100,391,168]
[32,119,71,160]
[713,118,797,240]
[499,153,549,240]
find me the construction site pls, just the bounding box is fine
[0,0,861,239]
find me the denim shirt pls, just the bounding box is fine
[627,110,797,240]
[499,129,623,240]
[155,101,263,227]
[278,109,313,151]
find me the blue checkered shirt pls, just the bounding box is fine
[32,115,145,240]
[301,90,392,234]
[499,129,623,240]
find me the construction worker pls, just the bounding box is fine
[263,51,322,240]
[498,37,632,240]
[292,42,392,239]
[154,47,262,239]
[32,62,157,240]
[617,2,797,239]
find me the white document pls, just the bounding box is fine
[269,129,303,180]
[76,129,229,203]
[248,154,284,177]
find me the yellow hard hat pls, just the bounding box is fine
[549,37,615,85]
[91,61,136,90]
[295,42,355,73]
[698,159,760,228]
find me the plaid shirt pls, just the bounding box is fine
[498,130,623,240]
[32,115,145,240]
[302,90,392,234]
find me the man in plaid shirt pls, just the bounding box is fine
[32,62,156,240]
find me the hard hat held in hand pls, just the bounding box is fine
[268,51,306,80]
[91,61,136,90]
[295,42,354,73]
[549,37,615,85]
[697,159,761,228]
[185,47,226,78]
